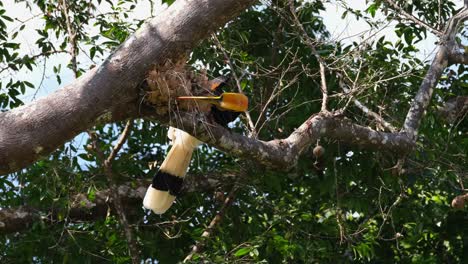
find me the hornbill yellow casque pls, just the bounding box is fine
[143,77,248,214]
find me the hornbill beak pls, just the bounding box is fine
[177,92,248,112]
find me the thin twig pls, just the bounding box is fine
[89,121,140,264]
[60,0,78,77]
[333,153,346,244]
[288,0,328,112]
[382,0,443,36]
[212,34,257,138]
[336,72,397,132]
[104,122,132,166]
[254,59,301,134]
[183,186,238,262]
[376,189,404,238]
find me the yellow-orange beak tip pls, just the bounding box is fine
[219,93,249,112]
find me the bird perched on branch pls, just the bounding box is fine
[143,76,248,214]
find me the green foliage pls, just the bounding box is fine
[0,0,466,263]
[0,1,36,108]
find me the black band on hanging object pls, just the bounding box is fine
[152,171,184,196]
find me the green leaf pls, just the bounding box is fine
[366,4,377,17]
[162,0,176,6]
[234,247,251,257]
[90,46,96,59]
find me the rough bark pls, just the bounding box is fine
[163,112,415,170]
[0,183,145,235]
[402,6,468,139]
[0,0,256,175]
[402,47,449,139]
[0,172,232,234]
[438,96,468,123]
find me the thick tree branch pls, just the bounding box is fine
[0,0,256,175]
[0,172,234,235]
[438,96,468,123]
[445,7,468,65]
[448,49,468,64]
[402,47,449,139]
[0,181,146,235]
[163,112,414,171]
[402,6,468,139]
[445,6,468,65]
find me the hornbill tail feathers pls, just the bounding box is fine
[143,127,201,214]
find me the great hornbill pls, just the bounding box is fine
[143,77,248,214]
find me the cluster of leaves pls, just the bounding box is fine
[0,0,143,111]
[0,1,35,109]
[0,0,466,263]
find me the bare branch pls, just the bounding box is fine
[183,187,237,262]
[166,112,415,171]
[403,6,468,139]
[382,0,443,36]
[59,0,78,77]
[336,73,397,132]
[212,35,258,137]
[442,6,468,40]
[288,0,328,112]
[0,181,146,235]
[105,121,133,165]
[445,7,468,65]
[0,171,235,235]
[402,47,448,139]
